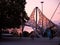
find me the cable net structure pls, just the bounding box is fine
[25,8,36,28]
[25,7,57,30]
[25,7,58,37]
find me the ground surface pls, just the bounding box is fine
[0,37,60,45]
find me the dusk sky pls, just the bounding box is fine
[25,0,60,25]
[24,0,60,32]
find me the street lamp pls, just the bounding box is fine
[41,1,44,29]
[36,7,38,30]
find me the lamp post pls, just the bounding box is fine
[41,1,44,29]
[41,1,44,13]
[36,7,38,30]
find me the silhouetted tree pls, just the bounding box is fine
[29,31,35,39]
[0,0,29,38]
[29,31,40,38]
[23,31,29,37]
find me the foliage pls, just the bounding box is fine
[0,0,29,29]
[23,31,29,37]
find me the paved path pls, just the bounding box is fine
[0,37,60,45]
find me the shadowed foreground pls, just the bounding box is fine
[0,37,60,45]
